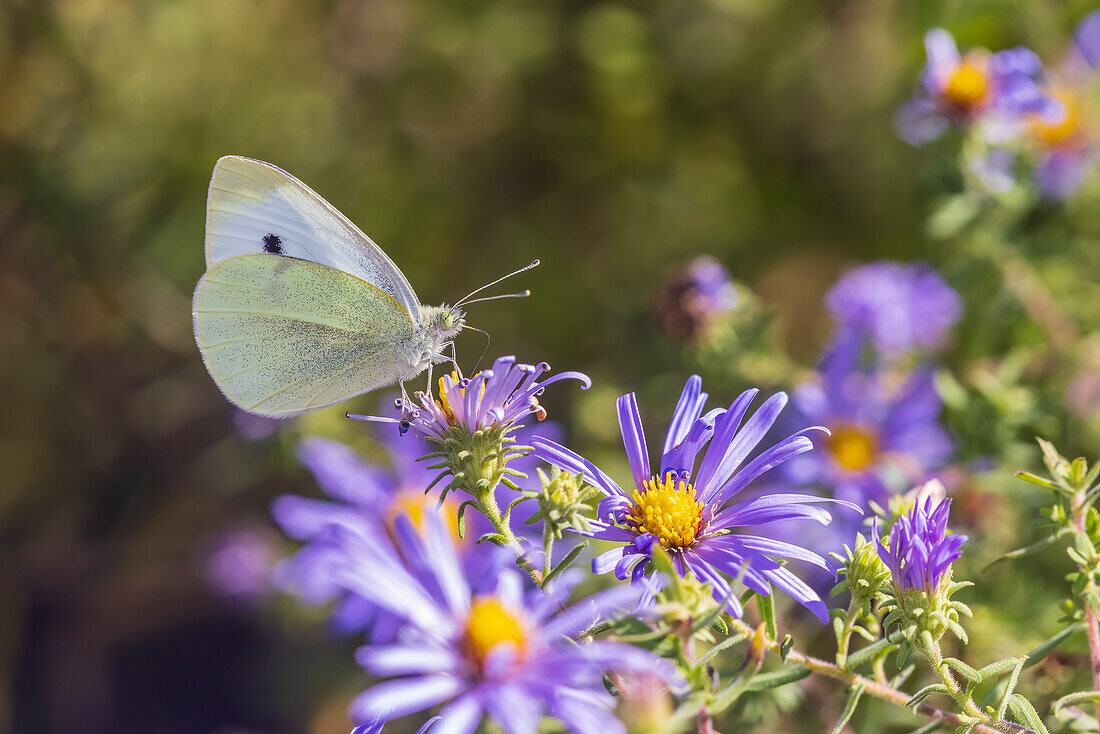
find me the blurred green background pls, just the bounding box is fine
[3,1,1100,732]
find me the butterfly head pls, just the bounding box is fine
[426,305,466,342]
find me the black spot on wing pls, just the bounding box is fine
[262,233,284,254]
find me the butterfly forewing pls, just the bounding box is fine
[193,254,416,416]
[205,156,422,319]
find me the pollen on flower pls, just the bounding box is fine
[464,596,528,664]
[942,59,989,111]
[828,425,878,473]
[627,474,704,550]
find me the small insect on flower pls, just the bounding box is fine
[327,512,679,734]
[532,375,860,623]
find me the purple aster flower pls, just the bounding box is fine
[272,421,561,636]
[897,29,1055,145]
[531,375,860,624]
[656,256,738,340]
[874,497,967,593]
[351,715,439,734]
[1075,10,1100,70]
[329,511,678,734]
[353,356,590,441]
[782,335,953,513]
[1027,87,1094,199]
[825,261,962,358]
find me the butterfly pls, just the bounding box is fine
[192,156,535,417]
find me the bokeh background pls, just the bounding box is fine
[4,1,1100,732]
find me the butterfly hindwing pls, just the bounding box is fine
[205,156,422,319]
[193,254,416,416]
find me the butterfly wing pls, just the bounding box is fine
[193,254,417,417]
[205,155,422,319]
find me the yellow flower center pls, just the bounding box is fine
[828,425,878,473]
[627,474,704,551]
[1030,89,1086,149]
[464,596,528,665]
[942,59,989,111]
[436,374,461,425]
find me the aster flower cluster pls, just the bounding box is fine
[778,262,958,568]
[656,256,739,340]
[900,16,1100,199]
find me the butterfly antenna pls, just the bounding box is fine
[460,290,530,306]
[455,260,540,307]
[460,324,492,374]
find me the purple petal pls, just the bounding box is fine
[617,392,651,488]
[350,675,464,720]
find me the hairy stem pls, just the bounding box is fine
[730,620,1036,734]
[835,605,860,668]
[1073,490,1100,723]
[478,488,544,587]
[543,523,555,578]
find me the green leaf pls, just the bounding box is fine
[697,633,747,667]
[983,533,1063,572]
[691,586,736,634]
[829,685,864,734]
[1015,471,1057,490]
[845,637,898,671]
[708,670,753,714]
[997,658,1027,721]
[456,500,477,539]
[1006,694,1049,734]
[906,684,951,707]
[1052,690,1100,717]
[542,542,587,587]
[744,665,811,691]
[896,641,913,669]
[475,532,506,545]
[756,593,778,641]
[976,657,1022,680]
[943,657,981,683]
[1024,624,1084,668]
[779,634,793,662]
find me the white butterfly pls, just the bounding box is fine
[192,156,534,417]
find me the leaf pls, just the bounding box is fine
[1014,471,1056,490]
[744,665,811,691]
[691,585,737,634]
[997,657,1027,721]
[708,670,753,714]
[976,657,1022,680]
[845,637,898,671]
[943,657,982,684]
[1052,690,1100,717]
[829,685,864,734]
[756,593,778,641]
[1006,694,1049,734]
[906,684,951,707]
[456,500,477,539]
[697,633,747,667]
[780,634,793,662]
[1024,623,1084,668]
[983,533,1063,572]
[475,532,506,545]
[542,542,587,587]
[896,641,913,669]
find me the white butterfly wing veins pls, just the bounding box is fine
[205,155,422,317]
[193,156,465,417]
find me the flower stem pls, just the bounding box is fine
[1073,489,1100,723]
[478,487,544,587]
[835,605,860,668]
[729,620,1036,734]
[543,522,555,578]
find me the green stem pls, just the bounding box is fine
[1072,489,1100,724]
[478,487,544,587]
[835,605,860,668]
[542,522,555,578]
[920,635,984,719]
[729,620,1035,734]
